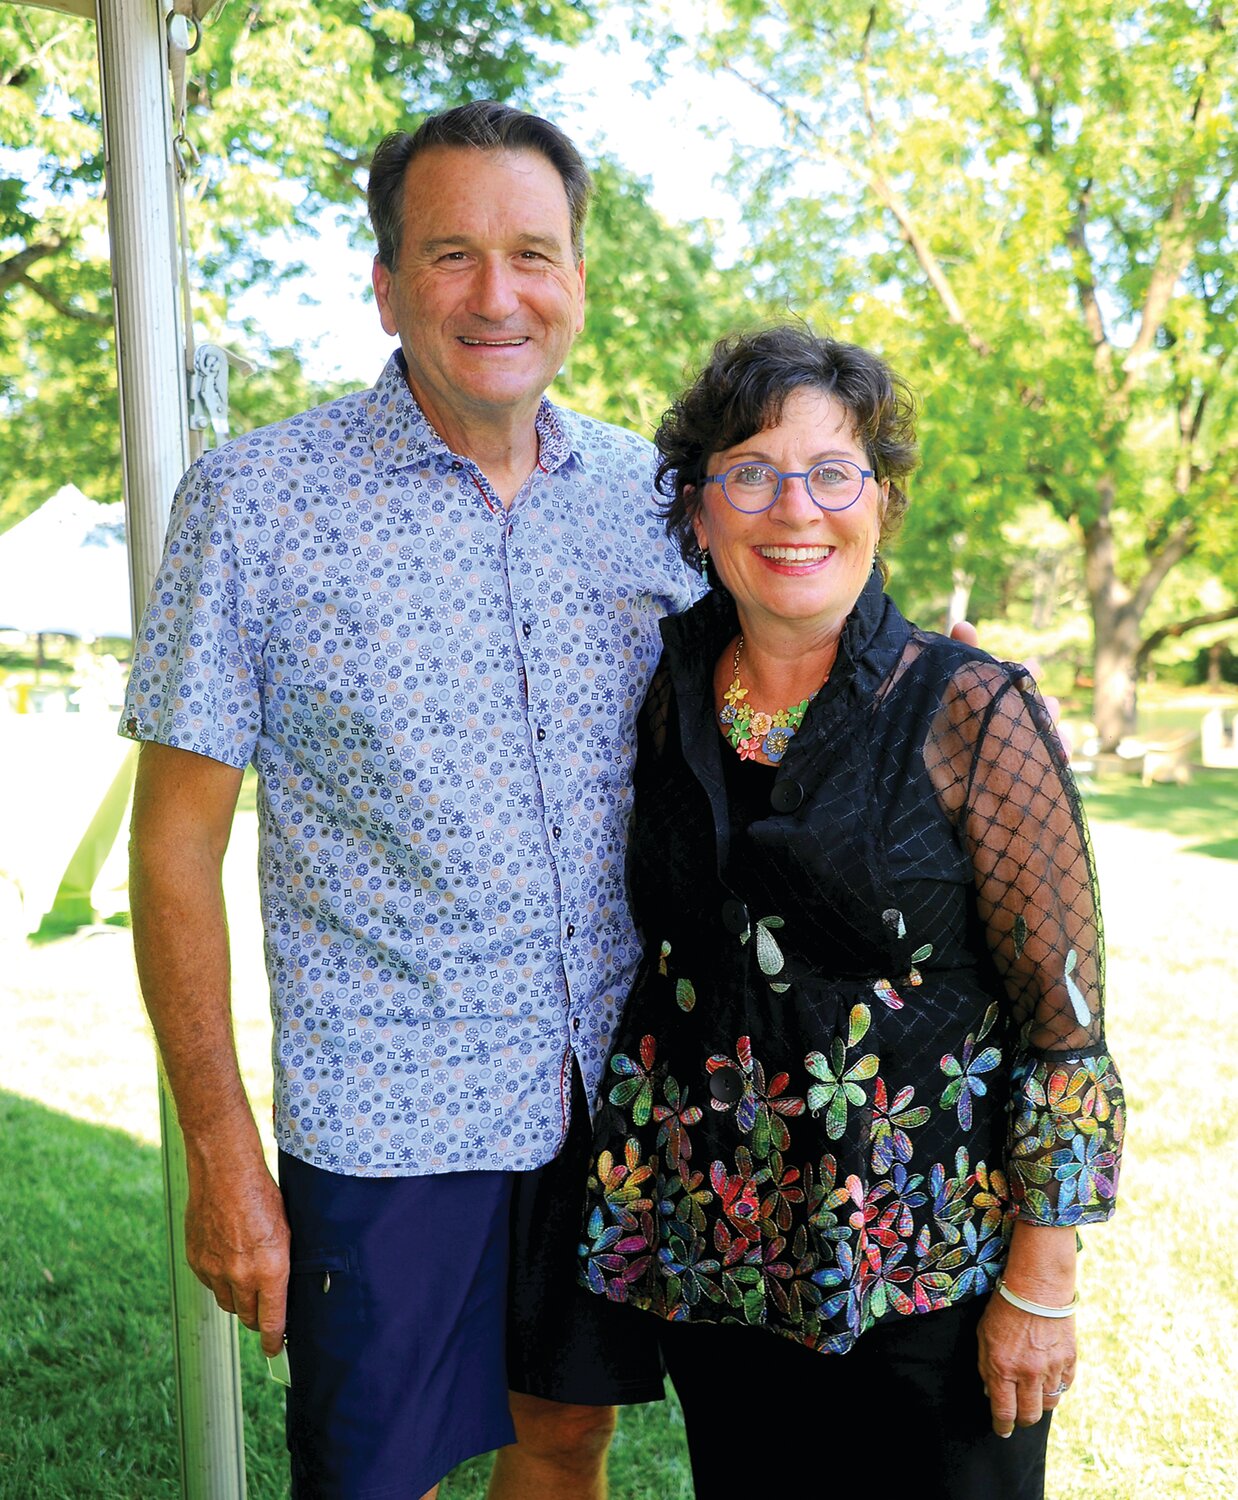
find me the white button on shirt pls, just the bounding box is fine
[122,355,699,1176]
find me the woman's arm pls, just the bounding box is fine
[976,1221,1077,1436]
[926,659,1125,1432]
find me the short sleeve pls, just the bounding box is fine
[925,658,1125,1225]
[119,461,262,769]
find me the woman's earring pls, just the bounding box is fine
[699,547,710,578]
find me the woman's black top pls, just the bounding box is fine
[579,570,1124,1354]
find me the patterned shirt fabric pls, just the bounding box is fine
[122,353,699,1177]
[580,574,1124,1353]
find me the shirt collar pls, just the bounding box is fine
[659,569,909,804]
[364,352,583,475]
[659,567,903,742]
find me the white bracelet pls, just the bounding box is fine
[996,1277,1078,1318]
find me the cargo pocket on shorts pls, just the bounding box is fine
[286,1247,367,1351]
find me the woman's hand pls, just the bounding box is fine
[978,1222,1079,1435]
[977,1288,1076,1436]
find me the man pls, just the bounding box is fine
[124,102,694,1499]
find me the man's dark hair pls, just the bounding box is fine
[367,101,593,268]
[655,325,919,578]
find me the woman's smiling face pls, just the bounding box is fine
[691,387,888,643]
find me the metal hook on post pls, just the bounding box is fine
[171,131,200,179]
[190,345,256,445]
[167,10,202,57]
[168,0,206,457]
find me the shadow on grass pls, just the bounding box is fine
[0,1092,287,1500]
[1082,768,1238,860]
[0,1093,692,1500]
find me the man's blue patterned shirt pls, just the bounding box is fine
[122,354,699,1176]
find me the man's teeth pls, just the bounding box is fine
[460,337,528,345]
[758,545,834,562]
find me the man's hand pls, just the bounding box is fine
[185,1154,290,1357]
[949,619,1071,755]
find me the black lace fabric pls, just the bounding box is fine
[918,652,1122,1227]
[926,659,1105,1058]
[579,583,1124,1351]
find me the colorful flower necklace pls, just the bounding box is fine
[718,636,829,764]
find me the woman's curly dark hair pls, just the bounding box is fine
[655,325,919,582]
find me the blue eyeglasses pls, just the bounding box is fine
[704,459,875,514]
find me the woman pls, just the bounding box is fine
[579,327,1124,1496]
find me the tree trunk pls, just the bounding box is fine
[945,571,973,633]
[942,531,972,632]
[1083,485,1140,751]
[1083,474,1195,749]
[1031,552,1063,631]
[1207,642,1223,690]
[1091,612,1142,749]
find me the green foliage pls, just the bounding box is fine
[0,277,118,521]
[0,0,742,537]
[685,0,1238,737]
[1,0,745,531]
[182,0,596,271]
[556,156,750,435]
[1,8,113,519]
[0,0,598,525]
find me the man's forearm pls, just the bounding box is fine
[130,834,261,1164]
[128,740,257,1159]
[128,743,290,1352]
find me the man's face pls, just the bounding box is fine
[372,146,586,433]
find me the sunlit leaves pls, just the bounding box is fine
[679,0,1237,723]
[0,0,601,522]
[554,155,748,433]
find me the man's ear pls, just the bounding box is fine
[574,257,586,335]
[372,257,398,337]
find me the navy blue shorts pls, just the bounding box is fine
[280,1154,516,1500]
[279,1074,664,1498]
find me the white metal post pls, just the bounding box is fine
[94,2,248,1495]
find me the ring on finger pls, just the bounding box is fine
[1047,1381,1070,1397]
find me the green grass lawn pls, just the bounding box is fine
[1083,772,1238,861]
[0,1095,289,1500]
[1126,686,1238,738]
[3,773,1237,1497]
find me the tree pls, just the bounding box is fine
[680,0,1238,746]
[1,2,743,531]
[556,155,749,435]
[1,6,116,519]
[0,0,596,518]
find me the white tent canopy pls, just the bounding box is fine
[0,483,133,639]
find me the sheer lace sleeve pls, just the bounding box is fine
[925,658,1125,1226]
